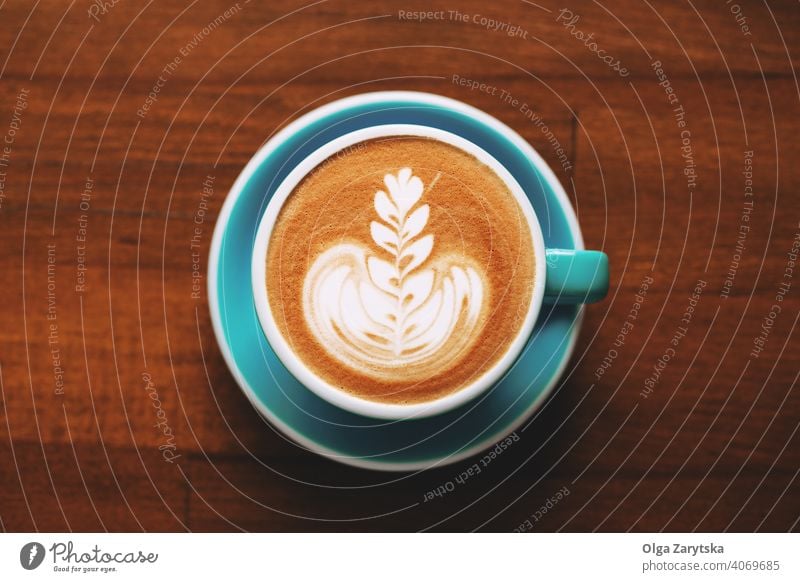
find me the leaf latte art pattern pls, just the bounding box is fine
[302,168,487,380]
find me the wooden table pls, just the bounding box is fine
[1,0,798,532]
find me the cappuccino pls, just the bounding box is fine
[266,136,534,405]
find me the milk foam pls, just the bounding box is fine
[302,168,487,379]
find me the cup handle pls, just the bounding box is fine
[544,249,609,304]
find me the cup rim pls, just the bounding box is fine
[251,124,547,420]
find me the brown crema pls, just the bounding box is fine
[266,136,535,405]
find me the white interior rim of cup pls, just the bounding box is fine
[251,124,547,420]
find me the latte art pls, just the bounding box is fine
[302,168,487,380]
[266,136,535,405]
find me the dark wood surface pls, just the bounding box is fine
[1,0,798,532]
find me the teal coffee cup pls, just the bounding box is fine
[210,92,608,468]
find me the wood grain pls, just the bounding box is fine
[0,0,798,532]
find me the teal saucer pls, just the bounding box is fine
[208,92,583,471]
